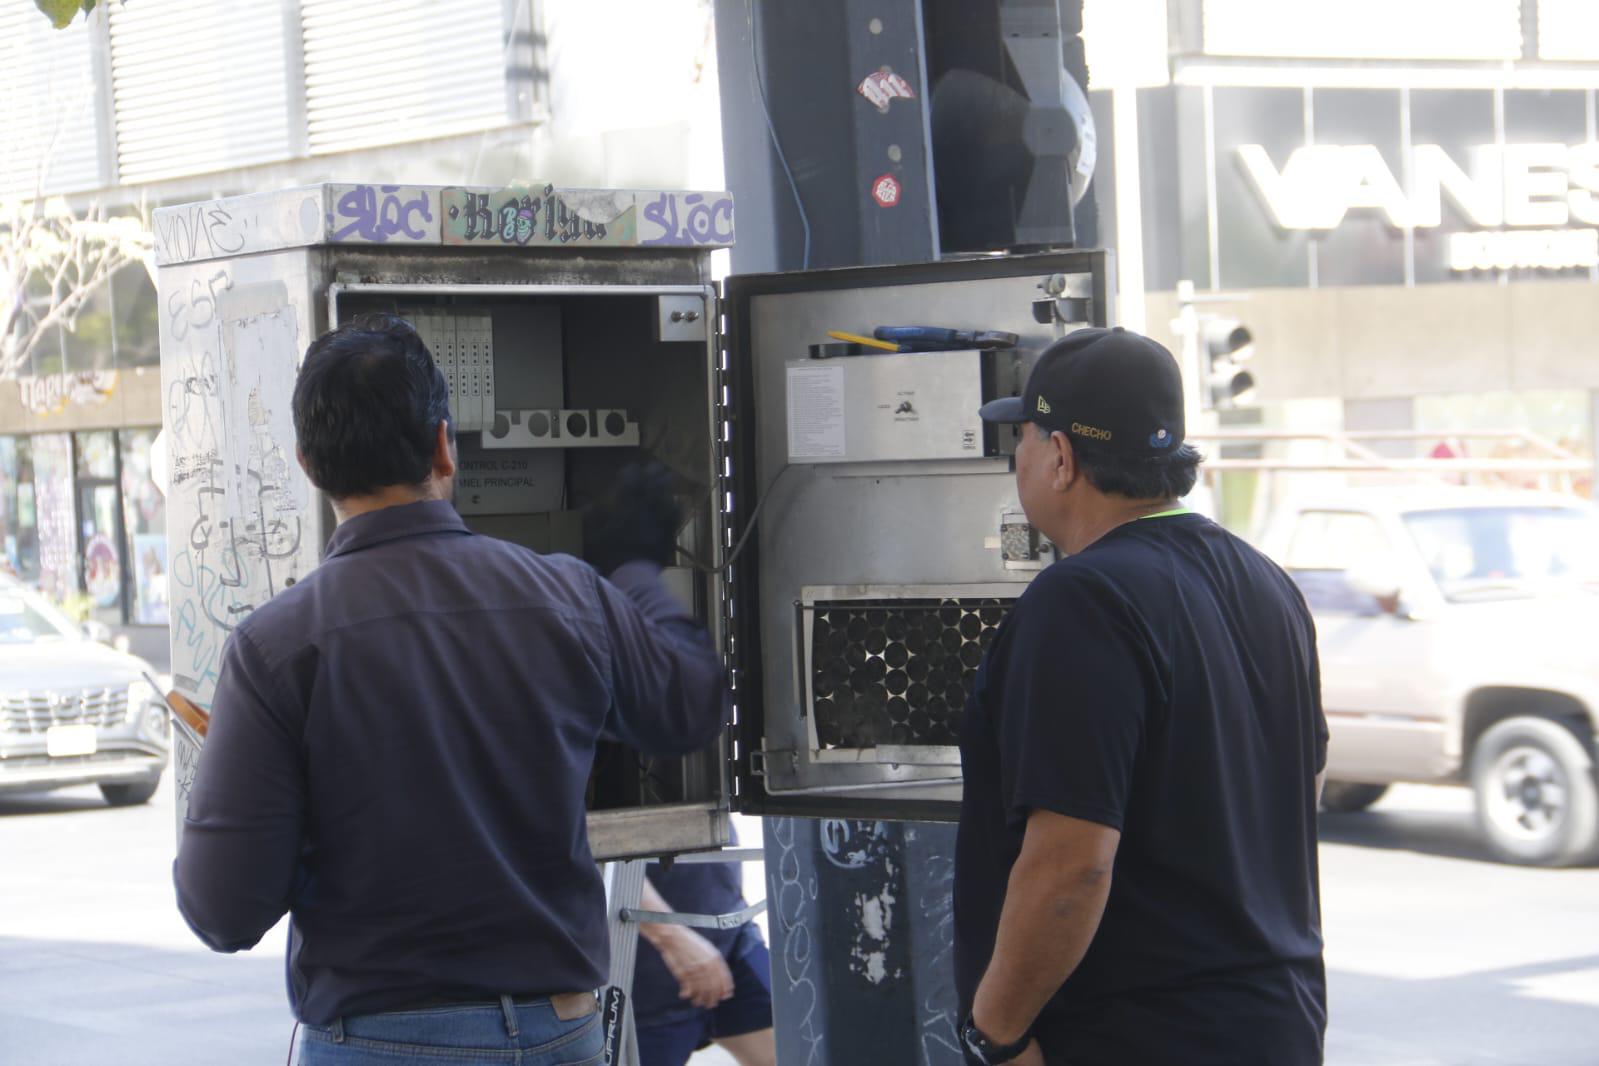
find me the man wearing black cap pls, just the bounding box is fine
[953,327,1327,1065]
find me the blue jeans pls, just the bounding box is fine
[297,995,604,1065]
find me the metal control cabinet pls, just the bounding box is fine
[721,258,1108,819]
[155,183,1108,857]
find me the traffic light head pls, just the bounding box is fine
[1201,317,1256,410]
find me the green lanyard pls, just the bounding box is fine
[1137,507,1192,521]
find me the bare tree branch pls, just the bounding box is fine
[0,195,151,382]
[3,4,151,383]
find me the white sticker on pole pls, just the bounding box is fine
[786,363,847,460]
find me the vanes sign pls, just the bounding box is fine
[1239,142,1599,231]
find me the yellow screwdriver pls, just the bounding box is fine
[826,330,903,352]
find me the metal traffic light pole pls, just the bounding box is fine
[713,1,1093,1061]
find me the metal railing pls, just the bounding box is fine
[1189,428,1592,481]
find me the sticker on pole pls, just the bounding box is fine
[871,174,901,208]
[858,68,916,113]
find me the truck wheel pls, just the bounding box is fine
[100,775,161,807]
[1320,782,1389,813]
[1470,717,1599,867]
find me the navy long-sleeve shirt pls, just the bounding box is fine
[172,499,729,1024]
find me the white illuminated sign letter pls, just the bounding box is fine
[1567,143,1599,225]
[1238,139,1599,272]
[1238,144,1355,229]
[1501,144,1571,227]
[1239,144,1409,229]
[1337,144,1412,228]
[1410,144,1502,228]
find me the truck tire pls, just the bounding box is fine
[100,775,161,807]
[1319,782,1389,813]
[1470,717,1599,867]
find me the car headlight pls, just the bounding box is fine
[143,702,169,741]
[127,679,157,723]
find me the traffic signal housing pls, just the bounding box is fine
[1201,317,1256,410]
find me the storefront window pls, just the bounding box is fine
[0,437,40,582]
[75,430,117,480]
[61,282,116,372]
[121,428,168,624]
[30,434,75,606]
[112,265,160,369]
[21,269,66,379]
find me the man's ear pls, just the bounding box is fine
[1050,431,1077,492]
[433,420,456,480]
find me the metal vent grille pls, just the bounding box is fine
[2,688,131,734]
[0,10,103,196]
[109,0,295,184]
[808,598,1010,750]
[301,0,509,156]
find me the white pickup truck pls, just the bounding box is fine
[1256,486,1599,866]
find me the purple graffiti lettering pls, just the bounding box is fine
[642,192,677,241]
[332,185,433,242]
[642,192,734,246]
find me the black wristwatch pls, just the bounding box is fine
[959,1012,1032,1065]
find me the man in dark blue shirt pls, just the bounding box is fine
[954,328,1327,1066]
[173,315,729,1064]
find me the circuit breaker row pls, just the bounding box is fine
[410,311,496,433]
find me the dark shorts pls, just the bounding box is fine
[633,938,773,1066]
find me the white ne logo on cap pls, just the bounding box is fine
[1036,396,1052,414]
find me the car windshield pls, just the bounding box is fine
[1403,506,1599,601]
[0,589,78,644]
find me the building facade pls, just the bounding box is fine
[1,0,723,663]
[1091,0,1599,503]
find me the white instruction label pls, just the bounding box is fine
[787,364,847,459]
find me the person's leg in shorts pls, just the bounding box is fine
[633,1012,712,1066]
[705,936,775,1066]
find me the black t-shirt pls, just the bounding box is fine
[955,512,1328,1065]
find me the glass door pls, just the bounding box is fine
[75,431,126,625]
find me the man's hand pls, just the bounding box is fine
[655,926,735,1009]
[583,461,684,576]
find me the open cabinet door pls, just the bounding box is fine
[722,252,1109,821]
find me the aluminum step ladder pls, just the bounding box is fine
[600,849,768,1066]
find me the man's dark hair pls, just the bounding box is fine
[292,314,453,499]
[1039,424,1202,499]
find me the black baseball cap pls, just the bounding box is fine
[978,327,1185,457]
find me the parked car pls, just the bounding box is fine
[0,578,169,805]
[1258,486,1599,866]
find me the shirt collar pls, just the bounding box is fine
[324,499,470,560]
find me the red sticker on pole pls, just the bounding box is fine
[871,173,901,208]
